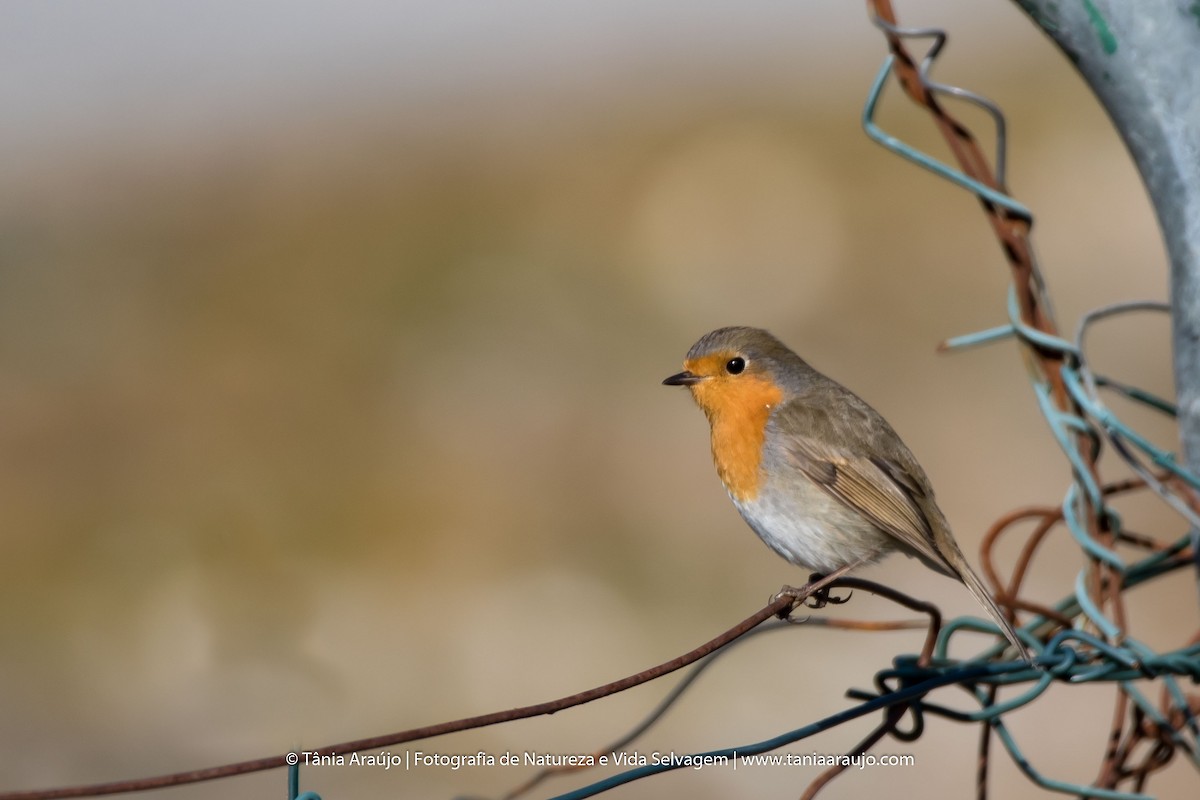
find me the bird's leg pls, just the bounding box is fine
[772,553,875,619]
[805,572,853,608]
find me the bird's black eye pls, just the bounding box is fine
[725,357,746,375]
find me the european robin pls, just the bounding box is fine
[664,326,1027,659]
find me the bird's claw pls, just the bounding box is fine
[803,571,852,608]
[809,586,853,608]
[771,574,852,619]
[770,587,811,625]
[771,584,807,620]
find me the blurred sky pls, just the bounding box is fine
[2,2,1195,800]
[1,1,1025,163]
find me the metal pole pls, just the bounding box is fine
[1012,0,1200,589]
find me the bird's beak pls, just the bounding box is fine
[663,370,702,387]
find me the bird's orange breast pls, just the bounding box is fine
[688,372,782,502]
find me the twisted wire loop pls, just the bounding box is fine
[859,1,1200,798]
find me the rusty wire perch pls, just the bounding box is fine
[0,578,936,800]
[494,581,933,800]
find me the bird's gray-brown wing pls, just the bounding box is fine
[772,401,953,576]
[769,385,1030,658]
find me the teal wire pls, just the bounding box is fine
[989,715,1152,800]
[1062,367,1200,492]
[1073,570,1122,641]
[855,29,1200,800]
[1063,484,1125,570]
[1094,377,1178,417]
[286,761,321,800]
[861,57,1033,219]
[549,662,1012,800]
[1034,385,1105,507]
[1005,285,1075,353]
[941,324,1016,351]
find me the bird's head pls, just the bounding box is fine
[663,326,802,423]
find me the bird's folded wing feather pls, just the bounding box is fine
[776,403,1028,658]
[780,414,948,571]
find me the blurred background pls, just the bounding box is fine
[2,1,1194,798]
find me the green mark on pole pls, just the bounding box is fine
[1081,0,1118,54]
[1190,1,1200,28]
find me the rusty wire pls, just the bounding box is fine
[863,2,1200,798]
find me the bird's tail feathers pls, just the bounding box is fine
[956,561,1031,662]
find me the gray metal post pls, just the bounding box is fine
[1013,1,1200,587]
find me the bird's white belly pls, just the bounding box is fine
[731,476,891,575]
